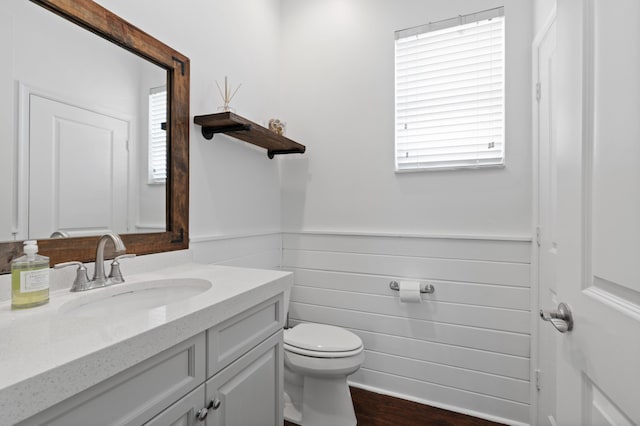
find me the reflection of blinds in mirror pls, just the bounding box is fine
[148,86,167,184]
[394,7,505,171]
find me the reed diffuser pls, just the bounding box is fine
[216,76,241,112]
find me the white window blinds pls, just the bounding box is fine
[395,8,505,171]
[148,86,167,184]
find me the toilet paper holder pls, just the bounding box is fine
[389,280,435,294]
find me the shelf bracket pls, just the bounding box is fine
[201,124,252,140]
[267,148,306,159]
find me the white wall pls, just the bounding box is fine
[278,1,535,424]
[279,0,533,237]
[534,0,556,35]
[284,233,532,425]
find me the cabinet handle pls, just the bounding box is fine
[196,407,208,421]
[211,398,221,410]
[196,398,221,421]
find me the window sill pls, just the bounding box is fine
[394,163,506,174]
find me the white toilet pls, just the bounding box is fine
[283,322,364,426]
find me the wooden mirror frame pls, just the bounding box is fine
[0,0,189,274]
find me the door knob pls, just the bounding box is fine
[540,302,574,333]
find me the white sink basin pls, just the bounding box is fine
[59,278,212,318]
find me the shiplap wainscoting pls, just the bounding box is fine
[191,232,282,269]
[282,233,532,426]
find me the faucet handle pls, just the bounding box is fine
[108,254,136,284]
[55,261,90,292]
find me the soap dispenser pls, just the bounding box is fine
[11,240,50,309]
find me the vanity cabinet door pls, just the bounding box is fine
[144,384,205,426]
[205,331,283,426]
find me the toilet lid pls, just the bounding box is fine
[284,323,363,353]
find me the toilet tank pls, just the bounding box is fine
[284,278,292,328]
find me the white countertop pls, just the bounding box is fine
[0,263,292,425]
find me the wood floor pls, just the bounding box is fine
[284,387,504,426]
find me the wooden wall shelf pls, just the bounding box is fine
[193,112,306,159]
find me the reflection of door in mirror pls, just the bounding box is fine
[28,94,129,239]
[2,0,167,242]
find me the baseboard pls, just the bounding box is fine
[348,382,527,426]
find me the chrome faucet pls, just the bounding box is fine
[54,232,135,292]
[49,230,70,238]
[92,233,126,285]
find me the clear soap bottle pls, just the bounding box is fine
[11,240,50,309]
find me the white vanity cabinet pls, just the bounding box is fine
[19,294,284,426]
[145,385,206,426]
[203,332,282,426]
[151,332,282,426]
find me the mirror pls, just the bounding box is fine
[5,0,167,241]
[0,0,190,273]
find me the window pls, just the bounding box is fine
[394,7,505,171]
[148,86,167,184]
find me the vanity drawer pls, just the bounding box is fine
[19,333,206,426]
[207,294,284,377]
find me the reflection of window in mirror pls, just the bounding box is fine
[148,86,167,184]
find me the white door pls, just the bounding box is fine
[552,0,640,424]
[535,14,558,426]
[28,94,130,239]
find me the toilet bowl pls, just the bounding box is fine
[283,323,364,426]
